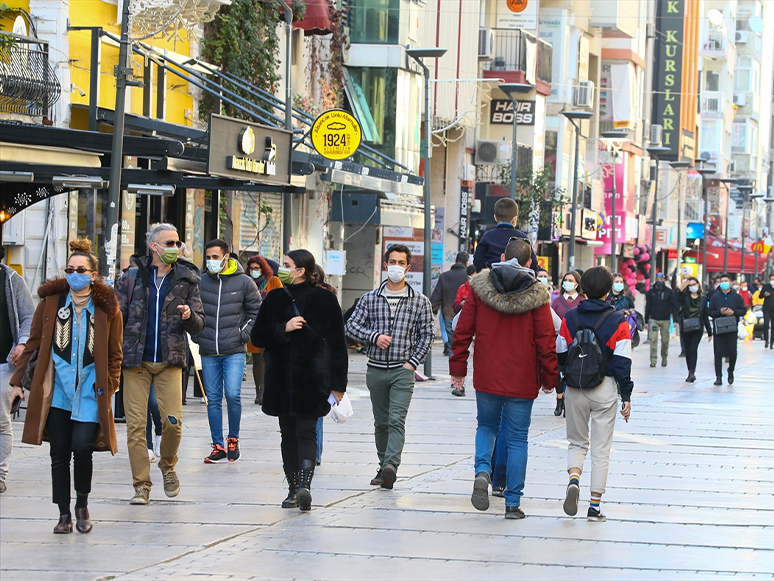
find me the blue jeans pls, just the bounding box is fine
[491,418,508,488]
[145,385,162,449]
[201,354,246,447]
[474,391,534,507]
[316,417,323,462]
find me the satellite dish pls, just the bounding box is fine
[12,15,27,36]
[748,16,763,33]
[707,8,724,28]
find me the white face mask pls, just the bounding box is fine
[689,285,699,294]
[538,276,549,286]
[206,257,226,274]
[563,281,577,293]
[250,270,261,279]
[387,265,406,283]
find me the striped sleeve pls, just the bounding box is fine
[606,320,634,401]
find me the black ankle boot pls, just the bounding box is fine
[554,397,564,417]
[296,459,315,512]
[281,469,299,508]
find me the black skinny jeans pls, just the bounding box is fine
[278,416,318,474]
[46,407,100,510]
[683,330,703,373]
[764,309,773,344]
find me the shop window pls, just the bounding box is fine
[347,67,397,156]
[349,0,400,44]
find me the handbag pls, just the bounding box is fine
[682,317,701,332]
[20,348,39,390]
[713,316,737,335]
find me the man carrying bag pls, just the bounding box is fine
[707,273,747,386]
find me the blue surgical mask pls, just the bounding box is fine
[612,282,624,293]
[719,281,731,291]
[207,257,225,274]
[66,272,92,292]
[563,281,577,293]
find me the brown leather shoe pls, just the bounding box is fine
[53,514,73,534]
[74,508,92,533]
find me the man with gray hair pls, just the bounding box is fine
[0,246,35,493]
[115,223,205,505]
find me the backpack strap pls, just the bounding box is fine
[570,308,614,335]
[593,309,615,333]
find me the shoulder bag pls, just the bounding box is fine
[713,316,737,335]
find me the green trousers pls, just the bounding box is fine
[649,319,671,365]
[366,366,415,471]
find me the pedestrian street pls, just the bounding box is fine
[1,338,772,580]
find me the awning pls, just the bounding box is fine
[0,142,101,167]
[293,0,333,36]
[684,233,771,274]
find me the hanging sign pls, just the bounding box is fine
[311,109,362,160]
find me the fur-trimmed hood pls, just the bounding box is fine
[469,268,550,315]
[37,278,120,317]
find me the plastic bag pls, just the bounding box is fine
[738,321,749,340]
[329,393,354,424]
[452,309,462,332]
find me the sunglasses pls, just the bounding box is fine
[64,266,93,274]
[157,240,183,248]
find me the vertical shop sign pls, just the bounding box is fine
[459,180,473,253]
[652,0,684,159]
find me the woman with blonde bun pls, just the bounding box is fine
[9,239,123,534]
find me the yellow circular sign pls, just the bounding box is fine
[311,109,362,160]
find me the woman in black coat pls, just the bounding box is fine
[677,277,713,383]
[250,249,347,511]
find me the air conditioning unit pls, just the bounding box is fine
[573,80,595,109]
[735,30,749,43]
[650,124,663,146]
[733,93,747,106]
[700,150,718,162]
[475,140,512,166]
[478,28,494,60]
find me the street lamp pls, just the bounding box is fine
[750,191,765,277]
[407,46,447,379]
[696,162,716,288]
[601,130,629,272]
[718,178,739,273]
[562,110,593,272]
[670,160,692,271]
[500,83,534,200]
[646,146,670,285]
[737,184,754,277]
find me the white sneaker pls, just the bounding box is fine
[148,448,157,463]
[154,435,161,458]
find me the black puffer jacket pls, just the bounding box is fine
[196,259,262,356]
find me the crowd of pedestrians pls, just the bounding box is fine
[1,211,772,534]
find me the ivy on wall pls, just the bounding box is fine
[199,0,305,121]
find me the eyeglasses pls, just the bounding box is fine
[64,266,93,274]
[158,240,183,248]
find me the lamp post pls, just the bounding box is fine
[751,191,765,277]
[646,146,670,285]
[500,83,534,200]
[696,163,716,288]
[562,110,593,271]
[718,178,739,273]
[601,130,629,273]
[278,0,294,255]
[737,184,753,278]
[670,160,692,271]
[407,46,447,379]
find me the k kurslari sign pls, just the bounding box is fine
[311,109,362,161]
[652,0,685,160]
[207,114,292,185]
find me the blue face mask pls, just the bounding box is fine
[612,282,624,293]
[719,281,731,291]
[66,272,92,292]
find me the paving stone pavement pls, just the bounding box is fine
[1,337,773,580]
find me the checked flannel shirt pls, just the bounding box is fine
[345,280,434,370]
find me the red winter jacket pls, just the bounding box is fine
[453,280,471,313]
[450,266,559,398]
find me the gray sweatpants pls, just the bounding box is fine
[565,376,619,495]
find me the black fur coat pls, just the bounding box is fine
[251,281,348,418]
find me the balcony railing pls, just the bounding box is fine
[0,33,60,117]
[701,91,723,114]
[483,29,551,85]
[703,31,726,51]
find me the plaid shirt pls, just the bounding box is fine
[345,280,434,370]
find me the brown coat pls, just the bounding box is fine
[10,279,123,454]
